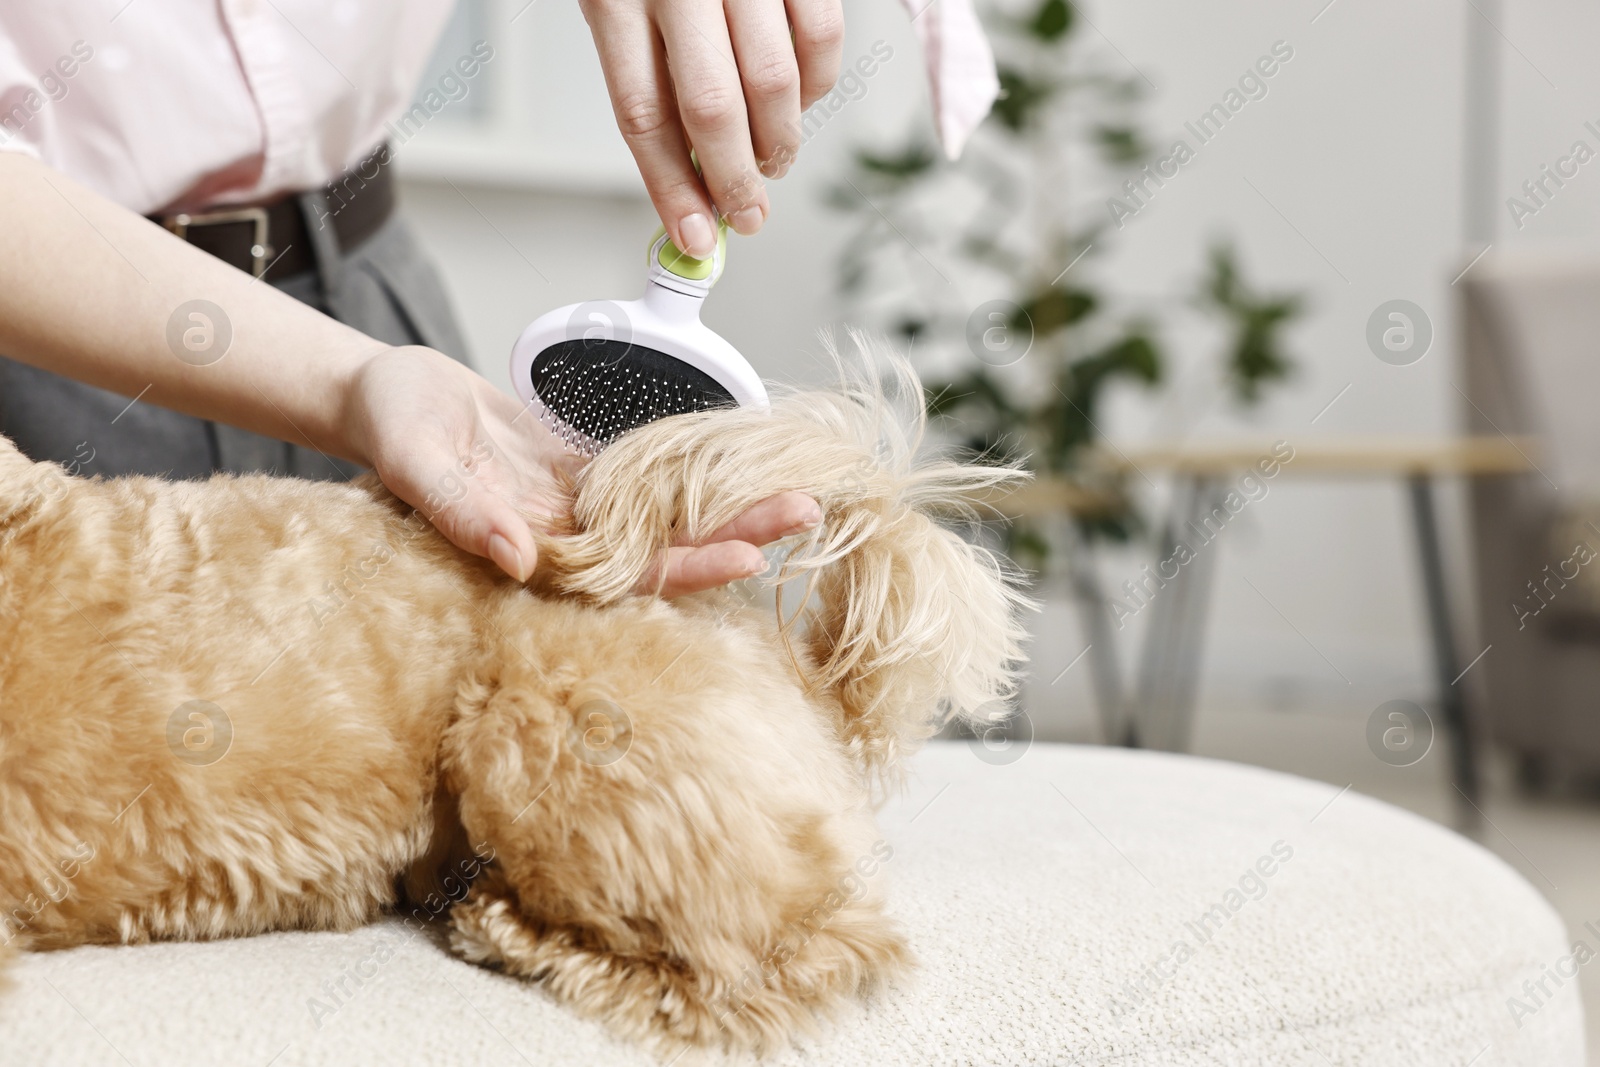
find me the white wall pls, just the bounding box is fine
[393,0,1600,741]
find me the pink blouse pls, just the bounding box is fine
[0,0,994,217]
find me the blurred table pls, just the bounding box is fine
[987,436,1537,833]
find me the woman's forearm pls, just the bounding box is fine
[0,153,384,463]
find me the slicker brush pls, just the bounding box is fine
[510,224,768,456]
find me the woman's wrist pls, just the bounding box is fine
[316,337,394,468]
[336,343,412,474]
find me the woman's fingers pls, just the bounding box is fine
[788,0,846,110]
[460,488,539,584]
[649,541,767,598]
[685,491,821,547]
[645,492,821,597]
[656,0,769,236]
[725,0,803,178]
[383,444,540,583]
[387,470,539,584]
[580,0,718,257]
[349,346,565,584]
[582,0,844,244]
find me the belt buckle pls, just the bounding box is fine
[163,206,274,278]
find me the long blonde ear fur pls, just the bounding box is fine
[538,332,1033,772]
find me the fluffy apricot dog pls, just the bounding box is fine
[0,347,1026,1053]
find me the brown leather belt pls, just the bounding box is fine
[150,143,395,283]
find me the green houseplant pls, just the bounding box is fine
[829,0,1304,570]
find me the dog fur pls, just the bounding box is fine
[0,344,1027,1053]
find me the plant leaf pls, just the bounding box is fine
[1094,125,1146,164]
[1018,287,1097,337]
[855,143,939,179]
[994,67,1056,132]
[1029,0,1073,41]
[1194,242,1304,402]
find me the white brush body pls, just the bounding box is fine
[509,280,769,422]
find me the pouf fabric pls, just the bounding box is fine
[1,742,1582,1066]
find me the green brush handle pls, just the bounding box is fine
[651,218,727,284]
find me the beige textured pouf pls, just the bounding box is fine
[1,743,1583,1065]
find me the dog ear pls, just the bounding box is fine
[538,334,1031,775]
[795,489,1030,775]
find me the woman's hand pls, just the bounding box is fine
[579,0,844,257]
[343,346,820,596]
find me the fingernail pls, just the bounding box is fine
[728,205,765,236]
[762,149,795,180]
[784,506,823,536]
[488,532,526,582]
[679,213,715,258]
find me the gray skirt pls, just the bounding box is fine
[0,191,469,481]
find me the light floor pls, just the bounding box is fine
[1161,702,1600,1064]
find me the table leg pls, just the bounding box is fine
[1135,476,1221,752]
[1406,475,1484,834]
[1062,519,1132,747]
[1164,479,1223,752]
[1133,478,1189,750]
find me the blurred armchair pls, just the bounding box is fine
[1461,246,1600,787]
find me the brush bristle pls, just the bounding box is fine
[528,339,737,456]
